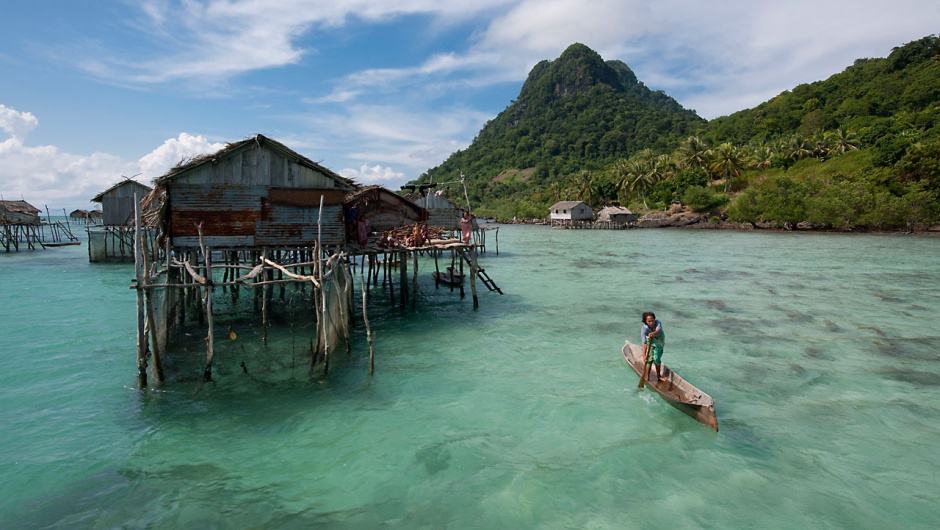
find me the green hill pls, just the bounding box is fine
[417,36,940,229]
[418,43,704,215]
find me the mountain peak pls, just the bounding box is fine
[520,43,637,101]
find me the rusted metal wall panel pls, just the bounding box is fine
[172,235,256,248]
[168,184,345,247]
[255,204,345,246]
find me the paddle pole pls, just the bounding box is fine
[638,340,652,389]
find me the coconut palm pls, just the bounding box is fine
[677,136,710,171]
[827,127,860,155]
[748,143,774,169]
[783,135,815,162]
[709,142,745,192]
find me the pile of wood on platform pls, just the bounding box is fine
[378,224,453,248]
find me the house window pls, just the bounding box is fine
[563,209,567,214]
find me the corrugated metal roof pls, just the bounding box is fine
[549,200,588,210]
[91,179,152,202]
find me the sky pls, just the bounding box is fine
[1,1,938,209]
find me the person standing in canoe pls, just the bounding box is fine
[641,312,667,382]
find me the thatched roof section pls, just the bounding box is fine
[0,200,40,214]
[91,178,152,202]
[154,134,356,190]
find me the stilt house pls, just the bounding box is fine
[87,179,154,262]
[549,200,593,225]
[0,200,41,225]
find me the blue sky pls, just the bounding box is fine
[1,0,938,209]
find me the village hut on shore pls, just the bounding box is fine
[596,206,637,227]
[87,179,154,262]
[549,200,593,226]
[88,210,103,223]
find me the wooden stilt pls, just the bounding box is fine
[469,248,479,310]
[399,251,408,310]
[412,252,418,310]
[434,250,440,288]
[199,226,215,382]
[458,249,465,299]
[142,233,164,384]
[360,260,376,375]
[133,193,148,388]
[261,247,269,345]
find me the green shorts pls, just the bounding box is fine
[645,341,664,365]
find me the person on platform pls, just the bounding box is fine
[641,312,667,383]
[460,211,473,245]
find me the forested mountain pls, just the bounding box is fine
[417,36,940,229]
[418,43,704,212]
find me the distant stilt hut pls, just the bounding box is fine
[596,206,637,228]
[549,200,593,227]
[69,209,90,222]
[87,179,154,262]
[0,200,41,225]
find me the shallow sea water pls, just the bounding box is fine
[1,226,939,529]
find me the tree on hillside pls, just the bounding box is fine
[827,127,861,155]
[677,136,710,171]
[709,143,746,191]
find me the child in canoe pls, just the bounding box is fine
[641,312,667,382]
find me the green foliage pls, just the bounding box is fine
[682,186,729,212]
[412,37,940,228]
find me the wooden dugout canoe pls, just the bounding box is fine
[432,268,464,287]
[622,341,718,431]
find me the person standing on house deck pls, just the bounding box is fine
[641,312,667,382]
[459,211,473,245]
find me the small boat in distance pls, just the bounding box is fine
[622,341,718,431]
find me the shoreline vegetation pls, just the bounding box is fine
[417,36,940,233]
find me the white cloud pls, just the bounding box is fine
[0,103,227,208]
[296,104,491,182]
[318,0,940,116]
[339,164,405,185]
[81,0,512,84]
[137,133,226,179]
[0,104,39,140]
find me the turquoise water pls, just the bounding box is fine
[2,226,939,528]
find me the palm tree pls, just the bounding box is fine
[782,135,814,163]
[572,171,598,206]
[748,143,774,170]
[827,127,860,155]
[709,142,745,192]
[677,136,710,171]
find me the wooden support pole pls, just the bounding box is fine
[142,233,164,384]
[360,259,376,375]
[399,250,408,310]
[469,248,480,310]
[412,252,418,310]
[261,247,269,345]
[434,249,440,288]
[198,226,215,382]
[458,249,465,299]
[133,193,148,388]
[495,227,499,256]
